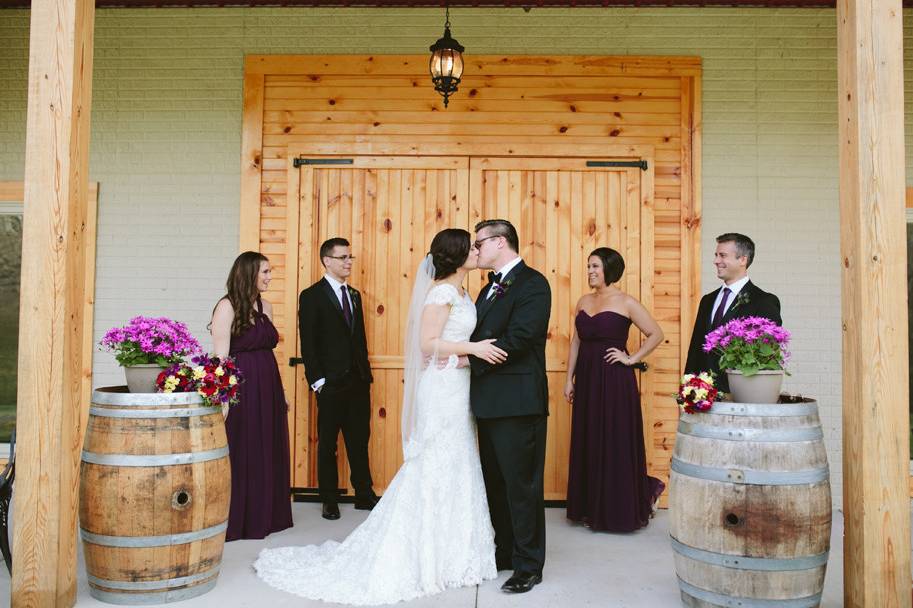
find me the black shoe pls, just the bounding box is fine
[354,494,379,510]
[501,571,542,593]
[322,502,340,520]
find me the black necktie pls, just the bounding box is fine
[711,287,731,327]
[488,271,501,284]
[340,285,353,327]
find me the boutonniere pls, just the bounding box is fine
[728,290,750,313]
[492,278,515,299]
[348,287,360,308]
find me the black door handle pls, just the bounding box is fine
[289,357,304,367]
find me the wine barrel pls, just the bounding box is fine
[79,386,231,604]
[669,398,831,608]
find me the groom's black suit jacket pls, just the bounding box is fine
[470,261,551,418]
[298,278,373,389]
[684,279,781,391]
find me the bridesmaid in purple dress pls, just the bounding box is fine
[563,247,665,532]
[211,251,293,541]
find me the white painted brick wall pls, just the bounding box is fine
[2,6,912,508]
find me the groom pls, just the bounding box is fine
[469,219,551,594]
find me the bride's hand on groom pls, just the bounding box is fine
[471,339,507,365]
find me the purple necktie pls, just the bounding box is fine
[711,287,731,327]
[341,285,353,327]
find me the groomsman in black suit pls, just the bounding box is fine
[469,219,551,594]
[298,237,378,520]
[685,232,782,393]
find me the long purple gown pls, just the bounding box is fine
[225,298,293,541]
[566,310,664,532]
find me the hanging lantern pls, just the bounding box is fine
[429,5,464,108]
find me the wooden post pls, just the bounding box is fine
[837,0,911,606]
[12,0,95,606]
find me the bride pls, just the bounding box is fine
[254,228,506,605]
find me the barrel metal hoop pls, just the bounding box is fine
[89,406,216,419]
[81,447,229,467]
[678,421,823,442]
[671,458,830,485]
[92,389,203,407]
[88,576,218,605]
[671,537,829,571]
[677,578,822,608]
[700,402,819,417]
[80,521,227,548]
[87,565,220,590]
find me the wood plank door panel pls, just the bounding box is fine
[292,156,469,493]
[468,157,653,501]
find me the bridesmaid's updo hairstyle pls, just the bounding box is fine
[590,247,625,285]
[222,251,269,336]
[429,228,471,280]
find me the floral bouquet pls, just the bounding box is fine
[676,372,718,414]
[156,354,244,408]
[703,316,790,376]
[100,316,201,367]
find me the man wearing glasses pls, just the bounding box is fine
[298,237,377,520]
[469,219,551,594]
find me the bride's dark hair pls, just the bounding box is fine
[429,229,471,280]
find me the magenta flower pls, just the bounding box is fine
[703,316,790,376]
[100,316,202,367]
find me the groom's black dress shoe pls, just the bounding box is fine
[354,494,379,510]
[322,502,340,520]
[501,571,542,594]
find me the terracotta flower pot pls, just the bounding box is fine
[124,363,167,393]
[726,369,784,404]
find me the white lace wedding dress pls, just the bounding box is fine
[254,283,497,605]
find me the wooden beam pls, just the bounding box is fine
[239,71,264,253]
[12,0,95,606]
[837,0,911,605]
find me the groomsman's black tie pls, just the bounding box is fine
[488,271,501,284]
[711,287,731,327]
[341,285,353,327]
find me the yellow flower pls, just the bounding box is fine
[192,366,205,380]
[693,388,708,400]
[228,375,237,386]
[215,366,224,377]
[162,376,179,393]
[698,372,713,384]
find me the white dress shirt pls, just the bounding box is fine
[711,275,750,322]
[486,257,524,300]
[311,274,353,392]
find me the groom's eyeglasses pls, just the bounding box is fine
[326,255,356,262]
[473,235,502,249]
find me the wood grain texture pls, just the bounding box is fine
[240,72,265,253]
[240,55,701,503]
[669,403,831,604]
[12,1,95,605]
[838,0,912,604]
[79,389,229,603]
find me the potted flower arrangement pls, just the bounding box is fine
[676,372,719,414]
[99,316,201,393]
[156,354,244,411]
[702,316,791,403]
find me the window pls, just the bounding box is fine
[0,208,21,444]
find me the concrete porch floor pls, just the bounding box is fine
[0,504,846,607]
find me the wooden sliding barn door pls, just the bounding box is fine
[468,157,654,500]
[290,156,469,493]
[288,153,653,500]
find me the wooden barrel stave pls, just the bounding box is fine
[669,399,832,608]
[79,387,230,604]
